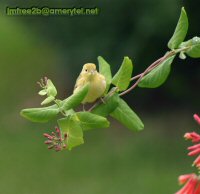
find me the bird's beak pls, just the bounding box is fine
[91,70,95,75]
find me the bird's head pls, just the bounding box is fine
[81,63,97,78]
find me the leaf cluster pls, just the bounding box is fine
[20,7,200,151]
[21,56,143,150]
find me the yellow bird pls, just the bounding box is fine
[73,63,106,104]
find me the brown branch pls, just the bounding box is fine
[88,87,118,112]
[88,46,190,111]
[88,100,101,112]
[130,57,163,81]
[119,51,176,96]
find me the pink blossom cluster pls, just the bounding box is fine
[176,114,200,194]
[43,126,67,151]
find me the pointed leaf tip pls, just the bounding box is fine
[46,79,57,97]
[98,56,112,94]
[112,57,133,91]
[168,7,188,49]
[20,105,59,123]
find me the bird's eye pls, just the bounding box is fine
[85,69,88,72]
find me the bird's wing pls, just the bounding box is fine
[74,74,81,90]
[73,74,87,93]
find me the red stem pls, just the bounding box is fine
[119,51,175,96]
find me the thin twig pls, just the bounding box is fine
[119,51,175,96]
[130,57,163,81]
[88,46,190,111]
[88,87,118,112]
[88,100,101,112]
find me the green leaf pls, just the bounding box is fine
[61,83,89,111]
[46,79,57,97]
[179,51,186,60]
[110,98,144,131]
[138,56,175,88]
[41,96,55,105]
[185,37,200,58]
[76,112,110,131]
[98,56,112,93]
[112,57,133,91]
[168,7,188,49]
[20,105,59,123]
[38,89,47,96]
[57,116,84,150]
[91,93,119,117]
[65,109,75,116]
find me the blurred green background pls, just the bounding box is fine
[0,0,200,193]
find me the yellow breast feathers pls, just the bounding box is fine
[73,63,106,103]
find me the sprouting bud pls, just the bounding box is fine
[37,77,48,89]
[48,145,54,150]
[44,140,52,145]
[43,133,53,140]
[63,144,67,149]
[43,126,67,152]
[64,133,67,140]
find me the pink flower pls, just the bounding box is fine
[184,132,200,143]
[43,126,67,151]
[175,174,199,194]
[194,183,200,194]
[194,114,200,125]
[188,144,200,156]
[178,174,196,184]
[193,155,200,169]
[175,113,200,193]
